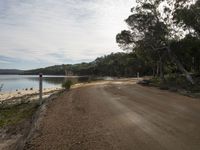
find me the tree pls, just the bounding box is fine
[174,0,200,37]
[116,0,195,84]
[173,0,200,74]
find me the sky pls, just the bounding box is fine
[0,0,135,70]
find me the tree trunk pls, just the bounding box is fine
[159,57,164,81]
[156,61,160,77]
[152,67,155,77]
[167,47,195,85]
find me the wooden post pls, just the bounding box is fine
[39,73,43,105]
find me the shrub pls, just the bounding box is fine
[159,84,169,90]
[137,80,150,86]
[62,80,73,90]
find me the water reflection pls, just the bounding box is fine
[0,75,91,92]
[28,76,65,85]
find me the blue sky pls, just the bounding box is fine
[0,0,135,69]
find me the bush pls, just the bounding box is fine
[159,84,169,90]
[137,80,150,86]
[62,80,73,90]
[149,77,160,87]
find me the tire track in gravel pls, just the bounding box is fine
[25,80,200,150]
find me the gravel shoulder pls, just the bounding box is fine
[25,79,200,150]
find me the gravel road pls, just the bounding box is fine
[25,79,200,150]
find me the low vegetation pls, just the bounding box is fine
[62,80,73,90]
[138,75,200,98]
[0,102,38,128]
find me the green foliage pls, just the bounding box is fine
[149,74,200,94]
[62,80,73,90]
[150,77,161,87]
[116,0,200,84]
[0,103,38,128]
[91,52,151,77]
[174,0,200,36]
[22,52,152,77]
[23,65,69,75]
[116,0,172,81]
[170,35,200,73]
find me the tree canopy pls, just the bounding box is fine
[116,0,200,84]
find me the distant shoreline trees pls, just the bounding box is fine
[22,52,151,77]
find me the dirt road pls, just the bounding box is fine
[25,79,200,150]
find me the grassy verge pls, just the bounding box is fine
[0,102,39,128]
[141,74,200,98]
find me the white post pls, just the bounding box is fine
[137,72,140,79]
[39,73,43,105]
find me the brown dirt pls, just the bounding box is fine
[24,79,200,150]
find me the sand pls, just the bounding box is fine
[0,87,62,102]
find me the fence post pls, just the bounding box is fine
[137,72,140,79]
[39,73,43,105]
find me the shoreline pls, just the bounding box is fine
[0,87,62,102]
[0,77,141,102]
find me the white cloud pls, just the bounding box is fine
[0,0,135,68]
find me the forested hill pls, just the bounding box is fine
[23,65,66,75]
[22,52,152,76]
[0,69,24,74]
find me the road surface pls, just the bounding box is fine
[25,79,200,150]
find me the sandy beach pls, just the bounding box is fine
[0,87,62,102]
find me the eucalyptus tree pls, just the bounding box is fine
[116,0,195,84]
[173,0,200,73]
[174,0,200,37]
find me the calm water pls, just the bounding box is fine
[0,75,77,92]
